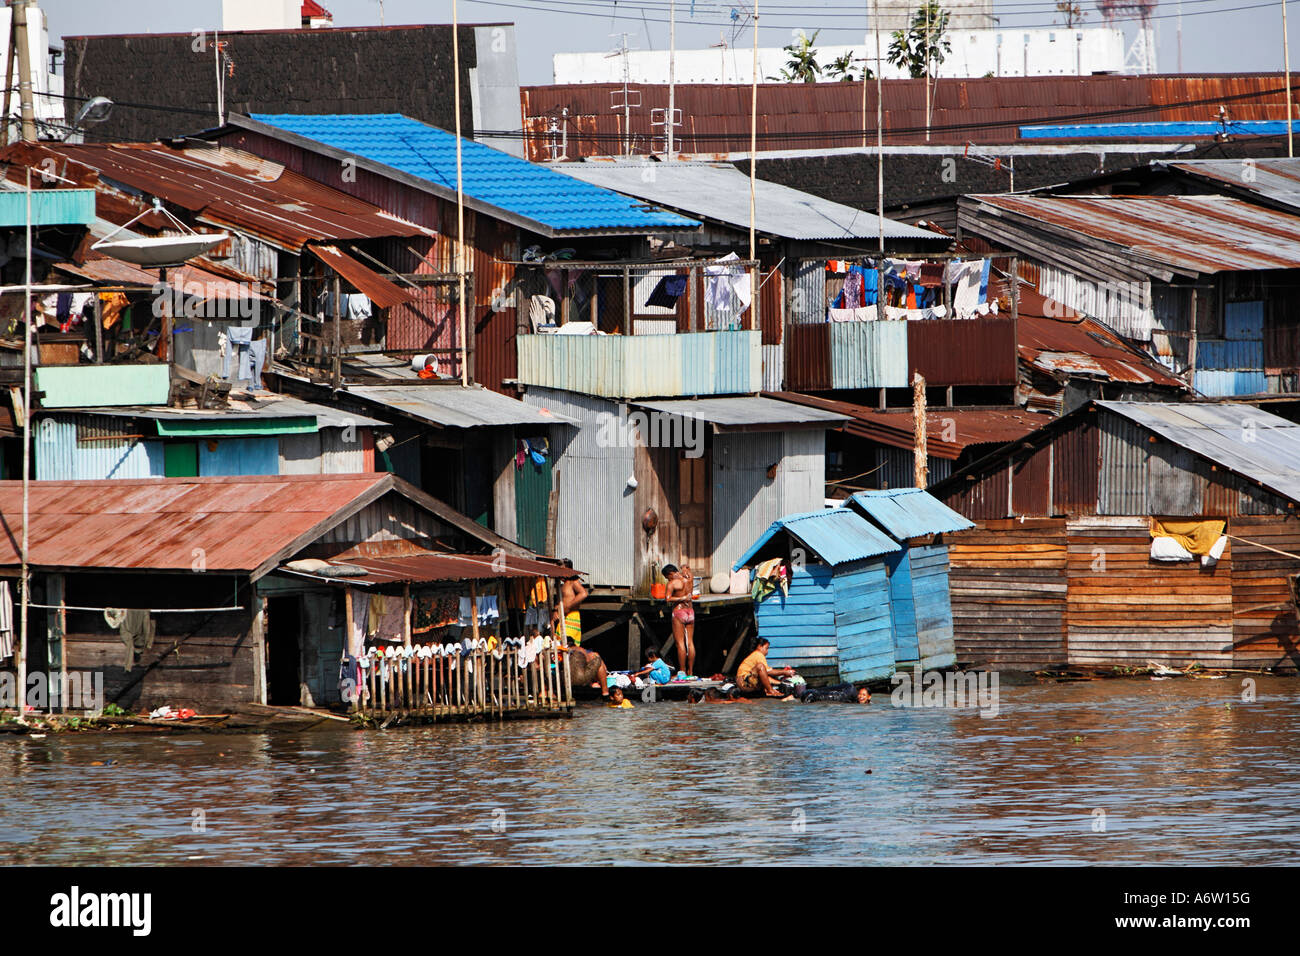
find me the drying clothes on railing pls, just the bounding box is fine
[528,294,556,330]
[828,306,877,322]
[110,608,155,673]
[833,264,878,309]
[751,558,788,603]
[705,252,752,313]
[645,273,688,309]
[949,260,986,319]
[367,593,406,643]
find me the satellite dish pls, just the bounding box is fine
[91,198,226,268]
[93,233,227,268]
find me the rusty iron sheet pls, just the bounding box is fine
[315,553,580,585]
[0,473,390,571]
[907,317,1017,386]
[967,193,1300,275]
[307,243,415,309]
[2,141,431,252]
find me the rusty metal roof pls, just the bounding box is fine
[521,74,1297,159]
[996,278,1187,389]
[0,473,393,573]
[768,392,1049,459]
[966,194,1300,276]
[1,141,431,252]
[302,553,580,586]
[55,257,275,300]
[1162,158,1300,212]
[306,243,414,308]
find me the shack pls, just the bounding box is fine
[930,400,1300,672]
[844,489,974,670]
[0,473,576,717]
[733,508,900,685]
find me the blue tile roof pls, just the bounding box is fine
[734,508,899,570]
[249,113,700,234]
[846,489,974,541]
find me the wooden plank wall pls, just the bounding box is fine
[755,563,838,670]
[910,541,958,670]
[62,573,258,712]
[1229,516,1300,671]
[834,562,895,683]
[947,519,1068,669]
[1066,518,1233,667]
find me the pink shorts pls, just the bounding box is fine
[672,604,695,624]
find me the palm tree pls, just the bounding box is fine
[768,29,823,83]
[827,51,872,81]
[887,3,952,80]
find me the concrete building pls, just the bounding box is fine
[552,27,1126,86]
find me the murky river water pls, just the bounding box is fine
[2,677,1297,865]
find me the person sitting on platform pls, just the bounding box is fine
[629,647,673,686]
[736,638,796,698]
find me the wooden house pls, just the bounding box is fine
[733,508,901,684]
[0,473,573,714]
[844,489,974,671]
[930,400,1300,672]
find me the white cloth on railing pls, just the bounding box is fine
[705,252,752,313]
[0,581,12,663]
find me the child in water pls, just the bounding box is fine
[607,686,634,709]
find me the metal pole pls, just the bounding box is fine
[1,10,15,148]
[1286,0,1295,158]
[453,0,469,385]
[875,0,885,322]
[18,164,30,715]
[749,1,759,326]
[924,1,932,143]
[861,0,869,148]
[13,0,35,143]
[667,0,676,158]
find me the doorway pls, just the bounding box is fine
[266,596,302,706]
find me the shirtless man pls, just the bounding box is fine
[662,562,696,679]
[553,559,589,646]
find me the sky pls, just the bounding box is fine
[41,0,1290,84]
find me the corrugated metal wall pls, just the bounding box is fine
[35,414,164,481]
[762,343,784,392]
[886,548,919,661]
[1195,300,1265,397]
[907,317,1017,386]
[829,321,909,389]
[785,324,831,391]
[516,330,761,399]
[1039,264,1153,341]
[791,259,826,324]
[198,437,280,476]
[521,387,635,586]
[278,428,372,475]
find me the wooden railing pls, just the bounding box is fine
[355,639,574,719]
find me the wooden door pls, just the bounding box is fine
[677,444,712,578]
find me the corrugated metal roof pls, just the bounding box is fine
[1098,400,1300,506]
[349,384,577,429]
[733,507,900,569]
[1163,158,1300,213]
[554,161,942,242]
[306,243,414,308]
[0,473,392,572]
[44,395,386,430]
[4,141,431,252]
[244,113,700,236]
[846,488,974,540]
[299,552,580,586]
[631,395,849,429]
[54,257,273,299]
[768,392,1048,459]
[966,194,1300,276]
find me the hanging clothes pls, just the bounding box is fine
[704,252,752,313]
[645,273,688,309]
[119,609,156,672]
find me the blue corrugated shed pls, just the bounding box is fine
[847,488,974,540]
[847,489,968,670]
[249,113,700,235]
[736,508,898,684]
[733,507,899,570]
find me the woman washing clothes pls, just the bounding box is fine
[661,562,696,680]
